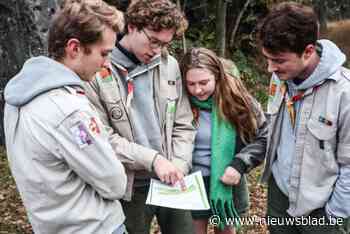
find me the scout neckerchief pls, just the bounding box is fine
[280,82,304,128]
[190,96,240,230]
[116,64,134,108]
[280,82,320,128]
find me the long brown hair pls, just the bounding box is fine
[180,47,258,143]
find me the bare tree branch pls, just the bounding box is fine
[229,0,251,48]
[176,0,187,54]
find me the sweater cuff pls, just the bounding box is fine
[151,153,160,172]
[230,158,247,175]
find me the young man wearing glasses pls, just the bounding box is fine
[83,0,195,233]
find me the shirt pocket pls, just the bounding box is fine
[306,117,338,171]
[103,99,128,123]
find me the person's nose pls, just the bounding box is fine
[194,85,202,95]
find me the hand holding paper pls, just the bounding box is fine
[146,171,210,210]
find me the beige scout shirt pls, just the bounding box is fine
[4,86,127,234]
[262,68,350,217]
[84,52,196,200]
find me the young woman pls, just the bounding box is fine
[180,48,267,234]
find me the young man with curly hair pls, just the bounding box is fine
[83,0,195,233]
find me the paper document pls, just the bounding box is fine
[146,171,210,210]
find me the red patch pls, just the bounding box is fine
[127,81,134,94]
[100,67,111,79]
[89,117,100,135]
[76,90,85,95]
[269,83,277,96]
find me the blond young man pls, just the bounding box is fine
[4,1,127,233]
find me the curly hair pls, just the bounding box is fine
[180,48,258,144]
[48,0,124,59]
[125,0,188,37]
[258,2,319,55]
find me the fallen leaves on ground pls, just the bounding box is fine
[0,148,32,234]
[0,148,268,234]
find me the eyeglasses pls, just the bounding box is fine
[142,29,171,49]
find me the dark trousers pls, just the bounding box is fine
[267,175,345,234]
[121,186,193,234]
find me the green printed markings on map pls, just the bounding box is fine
[158,184,196,195]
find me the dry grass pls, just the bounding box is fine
[0,147,32,234]
[322,20,350,67]
[0,148,267,234]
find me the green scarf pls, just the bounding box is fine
[191,96,240,230]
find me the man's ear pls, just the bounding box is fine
[65,38,81,58]
[127,24,137,34]
[303,44,316,60]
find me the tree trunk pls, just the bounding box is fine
[0,0,61,145]
[313,0,327,33]
[176,0,187,54]
[216,0,227,57]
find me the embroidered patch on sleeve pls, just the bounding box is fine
[89,117,101,135]
[70,122,93,148]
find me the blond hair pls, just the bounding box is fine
[48,0,124,59]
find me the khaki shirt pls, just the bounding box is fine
[262,68,350,217]
[4,86,127,234]
[84,51,196,200]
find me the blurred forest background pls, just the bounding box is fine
[0,0,350,233]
